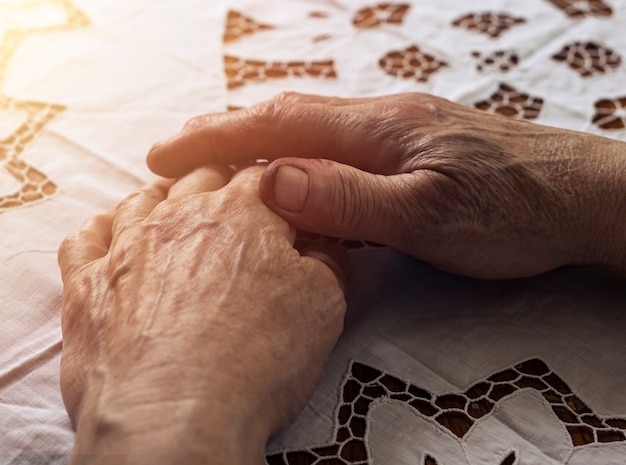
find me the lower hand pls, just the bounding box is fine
[58,165,347,464]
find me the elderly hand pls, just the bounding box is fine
[147,93,626,279]
[58,165,347,464]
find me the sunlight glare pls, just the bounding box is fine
[0,1,68,31]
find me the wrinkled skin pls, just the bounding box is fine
[148,92,626,278]
[58,165,347,464]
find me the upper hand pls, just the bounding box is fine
[147,92,626,278]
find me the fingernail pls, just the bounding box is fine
[273,165,309,212]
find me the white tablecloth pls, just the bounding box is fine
[1,1,625,464]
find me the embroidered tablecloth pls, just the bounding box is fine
[1,1,626,464]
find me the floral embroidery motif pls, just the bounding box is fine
[224,56,337,90]
[266,359,626,464]
[0,0,88,212]
[475,83,543,120]
[379,45,447,83]
[472,50,519,73]
[545,0,613,18]
[592,96,626,130]
[452,12,526,38]
[552,41,621,78]
[0,98,65,211]
[224,10,273,43]
[352,3,411,29]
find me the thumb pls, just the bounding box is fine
[259,158,412,246]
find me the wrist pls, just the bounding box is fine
[71,370,270,465]
[567,133,626,274]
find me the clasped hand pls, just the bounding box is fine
[149,92,626,278]
[58,165,347,464]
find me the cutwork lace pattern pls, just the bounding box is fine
[546,0,613,17]
[0,0,89,212]
[265,359,626,464]
[475,84,544,120]
[224,56,337,90]
[451,12,526,38]
[471,50,519,73]
[224,10,273,43]
[224,1,625,130]
[0,98,64,210]
[552,41,622,77]
[593,96,626,129]
[379,46,447,83]
[352,3,411,29]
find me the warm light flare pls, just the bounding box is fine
[0,0,86,210]
[0,0,69,31]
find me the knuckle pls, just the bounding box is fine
[182,114,207,132]
[61,274,92,326]
[58,231,79,258]
[378,93,447,125]
[221,183,255,210]
[273,91,305,104]
[138,183,166,203]
[114,191,141,214]
[333,165,369,234]
[253,93,304,126]
[422,101,442,120]
[116,186,162,215]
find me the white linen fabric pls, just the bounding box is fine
[0,1,227,463]
[1,1,626,465]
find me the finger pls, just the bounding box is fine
[300,239,349,294]
[221,164,297,242]
[111,178,172,246]
[167,164,233,199]
[228,163,288,198]
[258,158,432,249]
[267,91,384,107]
[146,93,402,179]
[58,209,115,283]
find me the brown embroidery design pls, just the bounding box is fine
[0,0,89,212]
[224,56,337,90]
[592,96,626,130]
[475,83,543,120]
[424,452,515,465]
[552,41,622,78]
[472,50,519,73]
[0,98,65,210]
[266,359,626,464]
[379,45,447,83]
[224,10,273,43]
[546,0,613,18]
[352,3,411,29]
[452,12,526,38]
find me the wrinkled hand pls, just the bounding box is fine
[58,165,347,464]
[148,93,626,278]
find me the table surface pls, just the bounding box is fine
[1,1,626,464]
